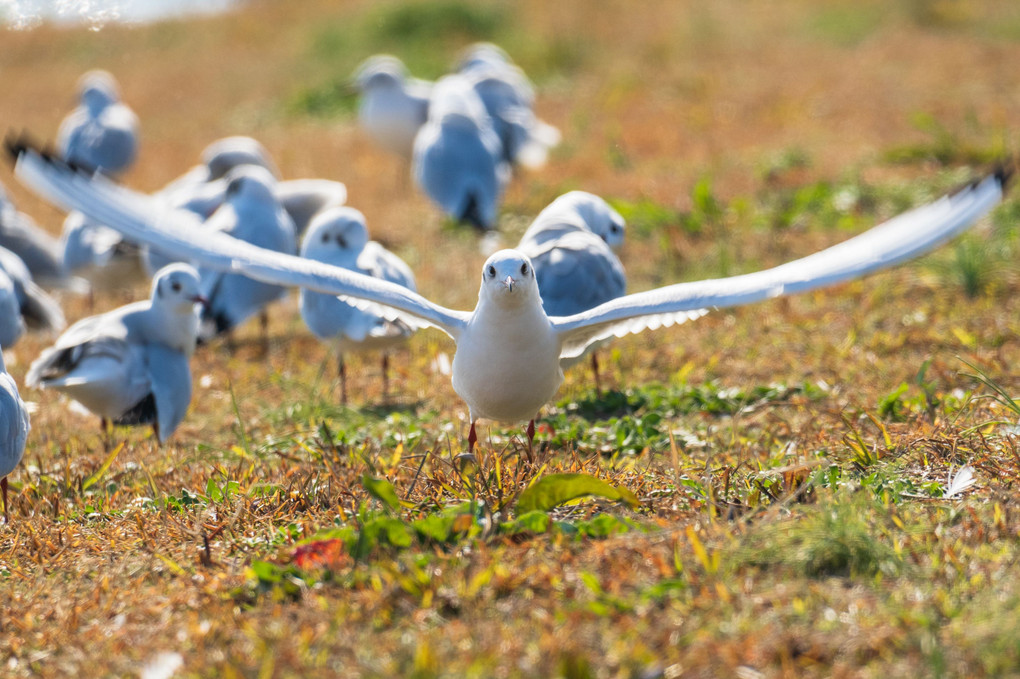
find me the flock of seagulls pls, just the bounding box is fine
[354,44,560,230]
[0,43,1011,521]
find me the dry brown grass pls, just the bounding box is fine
[3,0,1020,676]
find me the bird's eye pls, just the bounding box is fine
[520,263,528,276]
[171,281,181,293]
[487,265,496,277]
[338,237,348,249]
[610,224,620,233]
[321,232,329,243]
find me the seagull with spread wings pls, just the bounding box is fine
[8,140,1010,452]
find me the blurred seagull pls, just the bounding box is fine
[0,272,25,348]
[0,347,29,523]
[25,263,205,443]
[517,192,627,389]
[0,245,66,344]
[57,70,138,177]
[353,55,432,160]
[193,165,297,344]
[0,180,72,288]
[11,141,1010,453]
[299,206,417,402]
[145,137,343,274]
[457,44,560,168]
[61,210,145,293]
[413,74,510,231]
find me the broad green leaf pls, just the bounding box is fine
[503,510,552,535]
[361,474,401,513]
[516,473,640,514]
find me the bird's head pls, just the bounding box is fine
[152,263,206,313]
[301,206,370,261]
[223,164,278,206]
[478,249,538,307]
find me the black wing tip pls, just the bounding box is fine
[3,129,94,175]
[993,160,1016,193]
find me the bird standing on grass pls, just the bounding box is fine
[353,55,433,160]
[25,263,205,443]
[299,207,417,403]
[57,70,138,177]
[517,192,627,390]
[0,347,29,523]
[412,74,510,231]
[192,165,297,345]
[0,245,66,345]
[10,141,1010,454]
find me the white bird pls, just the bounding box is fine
[0,272,25,348]
[192,165,297,343]
[299,206,417,402]
[25,263,205,443]
[0,347,29,523]
[0,245,66,343]
[0,180,71,287]
[413,74,510,231]
[457,44,560,169]
[353,55,433,160]
[61,210,145,292]
[157,136,282,208]
[11,143,1009,452]
[517,192,627,389]
[56,70,139,176]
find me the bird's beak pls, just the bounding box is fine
[502,275,515,292]
[191,294,210,309]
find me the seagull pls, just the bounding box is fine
[61,210,145,293]
[0,180,72,288]
[0,272,25,348]
[0,245,66,344]
[10,141,1010,452]
[56,70,139,177]
[413,74,510,231]
[0,347,29,523]
[353,55,433,160]
[519,190,626,250]
[299,206,417,403]
[457,44,560,169]
[158,136,281,208]
[191,164,297,343]
[517,192,627,389]
[25,263,205,443]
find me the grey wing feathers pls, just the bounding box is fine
[13,146,470,339]
[553,171,1007,360]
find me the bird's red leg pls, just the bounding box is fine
[2,477,9,524]
[591,352,602,395]
[468,421,478,454]
[381,353,390,399]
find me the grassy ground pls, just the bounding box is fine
[3,0,1020,676]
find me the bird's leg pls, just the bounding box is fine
[101,417,111,451]
[152,421,161,447]
[468,421,478,454]
[591,352,602,396]
[1,477,8,524]
[525,419,536,463]
[338,354,348,405]
[259,310,270,354]
[381,353,390,400]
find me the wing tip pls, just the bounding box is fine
[4,129,94,175]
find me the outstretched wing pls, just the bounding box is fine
[553,171,1009,359]
[10,140,470,339]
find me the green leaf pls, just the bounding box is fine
[361,474,401,513]
[516,473,640,514]
[503,510,552,535]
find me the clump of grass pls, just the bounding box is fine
[738,494,902,578]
